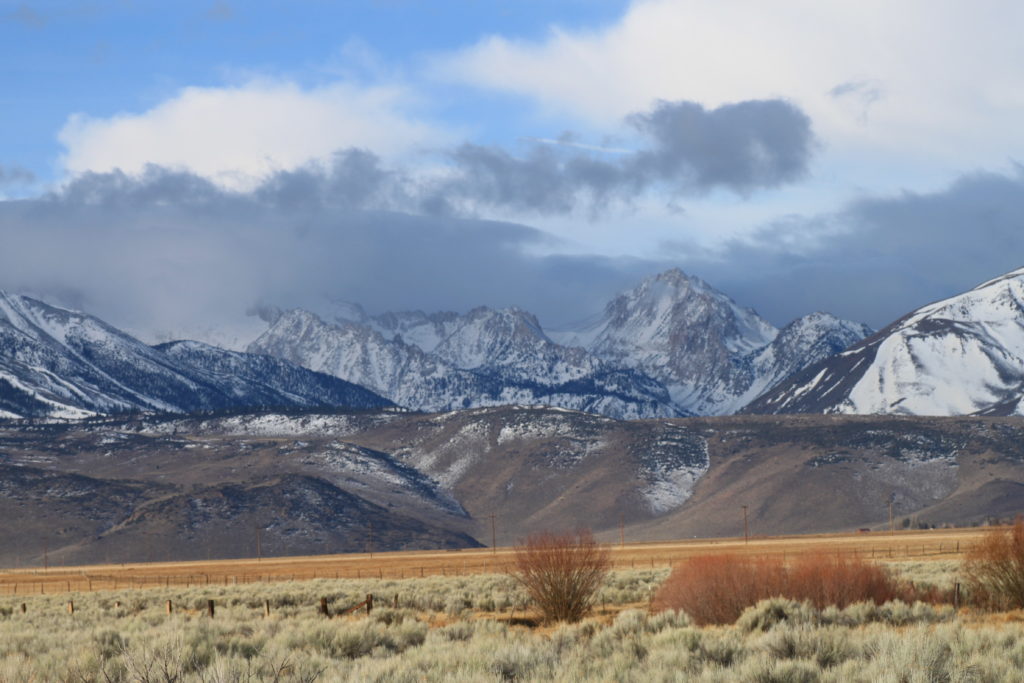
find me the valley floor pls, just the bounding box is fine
[0,527,983,596]
[0,556,1021,681]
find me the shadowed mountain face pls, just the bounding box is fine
[1,407,1021,566]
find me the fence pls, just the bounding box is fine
[0,539,966,596]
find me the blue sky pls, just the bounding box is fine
[3,1,627,185]
[4,0,1024,342]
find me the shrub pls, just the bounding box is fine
[786,553,902,608]
[650,554,787,625]
[652,553,914,625]
[963,518,1024,609]
[511,529,611,623]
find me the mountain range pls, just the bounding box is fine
[10,265,1024,421]
[0,292,392,420]
[247,269,871,419]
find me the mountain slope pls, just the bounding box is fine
[1,408,1021,565]
[552,270,869,415]
[746,267,1024,415]
[0,292,391,419]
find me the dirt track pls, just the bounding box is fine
[0,527,987,596]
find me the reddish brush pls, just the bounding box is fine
[786,553,901,608]
[964,518,1024,609]
[653,552,919,625]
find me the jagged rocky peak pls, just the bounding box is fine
[248,301,679,419]
[771,312,873,360]
[746,266,1024,416]
[551,269,779,414]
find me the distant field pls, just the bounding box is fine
[0,527,985,596]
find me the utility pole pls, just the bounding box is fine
[742,505,749,544]
[489,513,497,555]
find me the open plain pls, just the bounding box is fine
[0,527,984,596]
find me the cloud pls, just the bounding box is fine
[4,159,1024,343]
[678,168,1024,328]
[0,165,35,187]
[373,98,813,217]
[433,0,1024,173]
[57,79,448,190]
[59,87,813,217]
[0,164,660,343]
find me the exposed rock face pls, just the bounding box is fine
[248,307,678,419]
[552,270,870,415]
[250,270,869,418]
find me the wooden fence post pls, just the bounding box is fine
[954,582,961,611]
[19,603,26,614]
[319,597,330,617]
[393,594,399,609]
[207,600,215,618]
[264,600,271,618]
[166,600,173,615]
[366,594,373,615]
[67,601,74,614]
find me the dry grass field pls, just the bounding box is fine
[0,527,984,596]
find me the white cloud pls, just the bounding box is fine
[58,79,447,189]
[432,0,1024,179]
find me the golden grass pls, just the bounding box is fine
[0,527,986,596]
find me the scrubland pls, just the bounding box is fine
[1,558,1022,682]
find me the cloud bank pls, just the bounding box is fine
[4,157,1024,346]
[686,169,1024,327]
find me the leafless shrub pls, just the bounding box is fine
[653,553,923,625]
[963,518,1024,609]
[510,529,611,623]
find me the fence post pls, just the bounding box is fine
[393,594,399,609]
[264,600,271,618]
[67,601,74,614]
[366,594,373,615]
[954,582,961,611]
[20,603,26,614]
[207,600,215,618]
[166,600,173,615]
[319,597,330,617]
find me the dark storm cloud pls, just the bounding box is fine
[0,164,658,339]
[3,158,1022,341]
[679,169,1024,328]
[435,99,815,215]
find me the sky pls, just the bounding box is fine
[4,0,1024,344]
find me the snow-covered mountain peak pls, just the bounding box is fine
[902,268,1024,332]
[746,267,1024,417]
